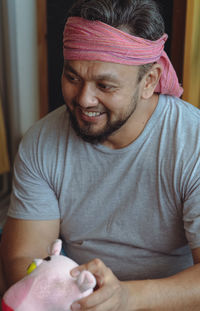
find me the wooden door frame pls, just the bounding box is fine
[170,0,187,86]
[182,0,200,107]
[36,0,49,118]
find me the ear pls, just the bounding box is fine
[141,63,162,99]
[49,239,62,256]
[76,271,96,293]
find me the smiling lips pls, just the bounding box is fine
[83,110,101,117]
[79,108,106,122]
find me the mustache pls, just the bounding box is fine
[71,100,107,114]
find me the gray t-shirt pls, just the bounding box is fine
[8,95,200,281]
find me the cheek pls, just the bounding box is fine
[61,79,76,105]
[61,77,70,98]
[106,93,129,112]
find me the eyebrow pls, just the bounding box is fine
[64,62,78,76]
[64,61,120,84]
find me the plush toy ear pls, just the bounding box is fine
[76,271,96,293]
[49,239,62,256]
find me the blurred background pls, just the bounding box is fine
[0,0,200,229]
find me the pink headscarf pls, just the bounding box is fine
[63,17,183,97]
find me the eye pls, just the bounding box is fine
[64,72,80,84]
[44,256,51,261]
[98,83,116,92]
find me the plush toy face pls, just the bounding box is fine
[2,239,96,311]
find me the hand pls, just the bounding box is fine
[70,258,129,311]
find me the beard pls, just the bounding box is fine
[67,90,139,145]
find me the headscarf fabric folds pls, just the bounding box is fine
[63,17,183,97]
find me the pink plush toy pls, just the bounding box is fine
[2,239,96,311]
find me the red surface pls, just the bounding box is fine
[2,299,14,311]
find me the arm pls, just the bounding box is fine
[0,216,60,289]
[70,248,200,311]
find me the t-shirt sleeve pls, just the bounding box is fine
[182,154,200,250]
[8,127,60,221]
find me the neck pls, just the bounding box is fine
[102,94,159,150]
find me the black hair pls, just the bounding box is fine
[68,0,165,41]
[68,0,165,81]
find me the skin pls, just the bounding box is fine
[1,60,159,286]
[61,60,160,149]
[2,60,200,310]
[70,252,200,311]
[1,218,60,288]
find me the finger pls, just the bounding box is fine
[71,285,115,310]
[87,293,120,311]
[71,258,106,275]
[71,259,108,285]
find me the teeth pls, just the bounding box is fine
[83,111,101,117]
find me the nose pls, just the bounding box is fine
[76,83,98,108]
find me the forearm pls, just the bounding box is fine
[2,256,34,289]
[125,264,200,311]
[0,217,60,291]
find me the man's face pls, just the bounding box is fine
[61,60,142,144]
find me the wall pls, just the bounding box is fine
[183,0,200,107]
[14,0,40,133]
[0,0,40,213]
[1,0,40,162]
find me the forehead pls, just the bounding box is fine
[64,60,139,82]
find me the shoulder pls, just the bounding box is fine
[27,105,68,137]
[157,95,200,157]
[159,95,200,134]
[20,106,69,152]
[13,106,71,189]
[161,95,200,120]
